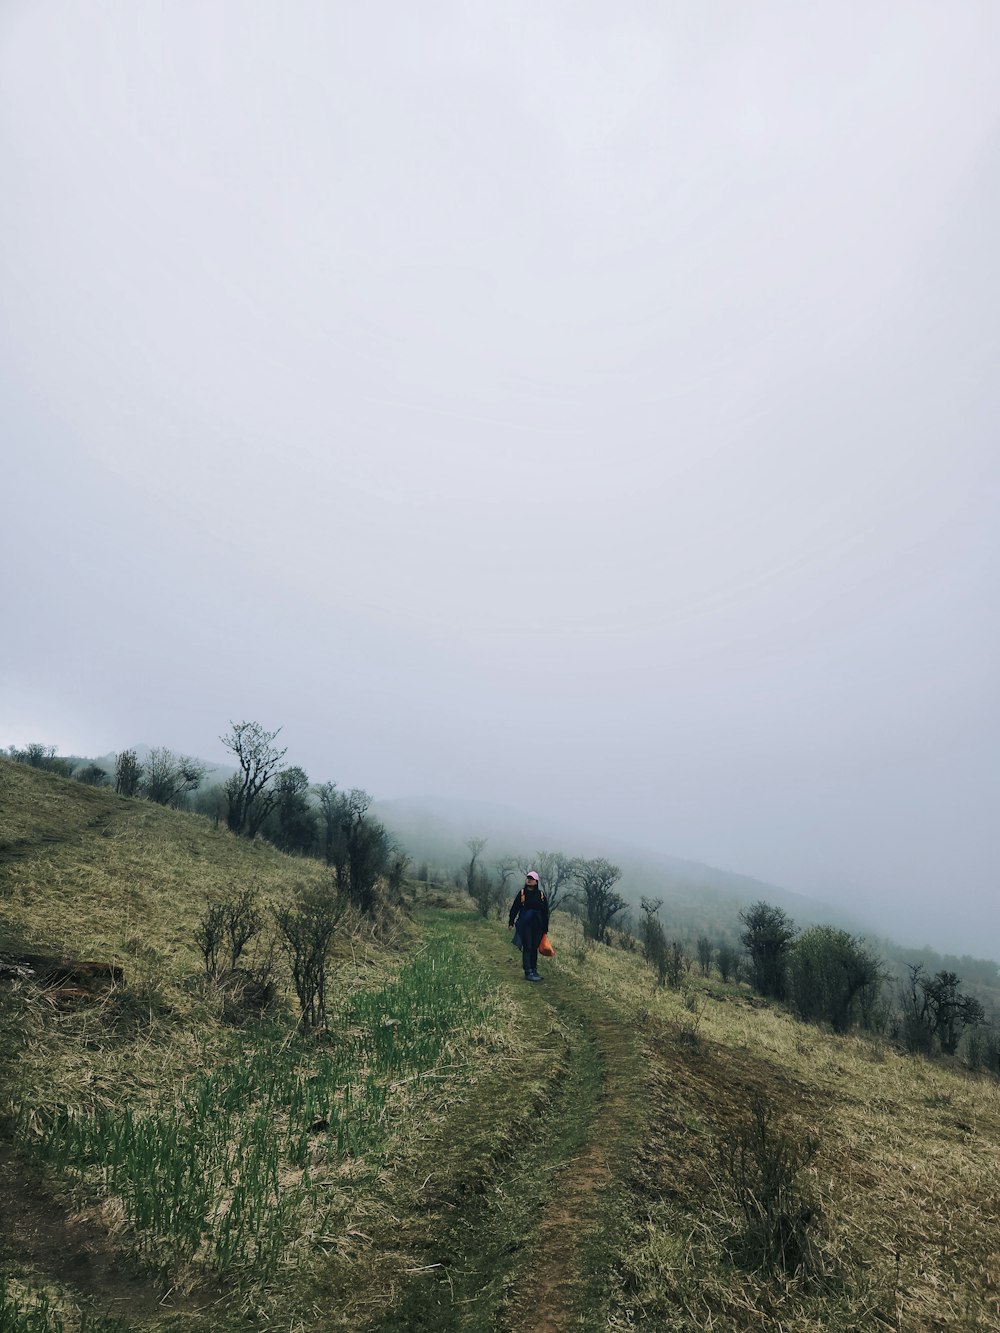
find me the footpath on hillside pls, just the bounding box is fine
[354,912,650,1333]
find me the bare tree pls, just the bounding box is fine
[221,720,287,837]
[574,857,626,943]
[314,781,342,867]
[901,965,985,1055]
[275,882,346,1029]
[141,747,207,807]
[493,857,520,912]
[921,970,985,1055]
[465,837,488,896]
[532,851,577,911]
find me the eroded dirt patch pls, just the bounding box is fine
[0,1144,209,1328]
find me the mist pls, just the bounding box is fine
[3,2,999,958]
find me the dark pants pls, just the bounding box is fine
[519,909,542,976]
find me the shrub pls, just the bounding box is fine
[664,940,690,990]
[717,943,742,984]
[696,935,713,976]
[718,1094,822,1274]
[114,749,143,796]
[274,882,346,1029]
[640,899,669,986]
[195,887,263,978]
[7,743,73,777]
[469,866,503,918]
[962,1024,1000,1075]
[386,849,411,899]
[787,926,884,1034]
[739,902,796,1000]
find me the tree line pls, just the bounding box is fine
[732,901,989,1061]
[637,897,993,1070]
[5,724,410,911]
[457,831,996,1073]
[460,839,630,944]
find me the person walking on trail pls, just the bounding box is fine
[509,870,549,983]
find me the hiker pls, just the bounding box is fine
[509,870,549,983]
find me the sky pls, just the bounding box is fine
[2,2,999,956]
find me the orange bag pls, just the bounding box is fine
[538,933,554,958]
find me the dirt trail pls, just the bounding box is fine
[504,999,641,1333]
[347,920,648,1333]
[0,1145,198,1327]
[439,925,648,1333]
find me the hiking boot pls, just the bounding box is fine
[528,971,544,982]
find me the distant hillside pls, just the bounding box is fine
[375,793,873,939]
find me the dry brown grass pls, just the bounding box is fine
[551,911,1000,1332]
[0,759,333,972]
[0,758,390,1125]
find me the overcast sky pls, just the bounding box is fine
[2,2,998,956]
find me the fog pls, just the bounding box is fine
[2,3,998,957]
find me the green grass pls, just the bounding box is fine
[18,930,503,1286]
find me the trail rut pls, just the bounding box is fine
[364,921,649,1333]
[0,1144,208,1328]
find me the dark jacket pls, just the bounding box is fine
[509,884,549,938]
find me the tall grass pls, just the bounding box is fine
[19,930,499,1278]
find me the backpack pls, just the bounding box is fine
[520,886,545,905]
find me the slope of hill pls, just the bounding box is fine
[2,763,999,1332]
[0,758,325,967]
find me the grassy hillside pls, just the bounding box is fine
[2,761,999,1332]
[0,759,329,966]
